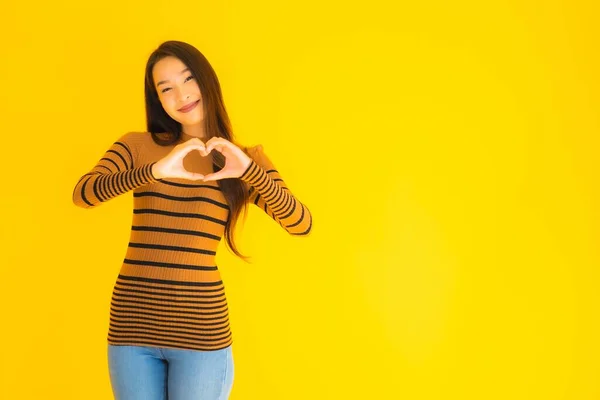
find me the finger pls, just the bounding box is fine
[179,137,200,147]
[190,137,206,145]
[210,144,226,154]
[193,140,206,150]
[188,141,207,155]
[207,144,228,155]
[205,137,226,145]
[205,138,229,153]
[184,137,206,150]
[184,172,205,181]
[198,145,209,156]
[202,171,228,181]
[205,142,216,153]
[179,143,205,157]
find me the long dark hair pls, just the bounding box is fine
[143,40,250,261]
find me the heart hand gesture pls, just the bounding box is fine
[152,137,207,180]
[201,137,253,182]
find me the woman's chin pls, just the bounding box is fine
[177,116,204,126]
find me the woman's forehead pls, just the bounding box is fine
[153,57,189,83]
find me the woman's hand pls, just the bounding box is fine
[202,137,253,181]
[152,138,207,180]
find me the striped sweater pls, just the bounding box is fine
[72,132,312,351]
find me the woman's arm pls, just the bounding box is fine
[241,145,312,236]
[72,132,160,208]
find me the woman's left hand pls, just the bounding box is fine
[201,137,252,181]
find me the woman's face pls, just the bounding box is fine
[152,56,204,127]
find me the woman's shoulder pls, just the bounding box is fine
[116,131,152,141]
[118,131,165,147]
[243,143,279,171]
[113,132,165,160]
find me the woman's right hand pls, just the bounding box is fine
[152,137,207,180]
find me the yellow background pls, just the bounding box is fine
[1,0,599,399]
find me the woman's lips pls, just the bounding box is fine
[178,100,200,113]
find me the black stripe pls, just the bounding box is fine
[109,323,230,337]
[101,157,120,171]
[123,258,218,271]
[272,189,292,214]
[108,325,231,342]
[133,208,227,226]
[142,164,153,181]
[86,174,104,203]
[135,165,146,183]
[131,225,221,241]
[104,173,118,198]
[80,176,94,207]
[113,286,224,299]
[99,174,115,199]
[270,190,291,216]
[116,169,127,194]
[108,332,231,346]
[110,303,228,316]
[97,165,112,173]
[108,330,232,343]
[131,165,142,187]
[107,337,233,352]
[250,167,269,189]
[134,192,229,209]
[111,297,227,310]
[114,282,224,295]
[265,176,283,201]
[286,203,305,228]
[279,196,297,219]
[240,161,254,179]
[94,174,106,201]
[108,330,232,345]
[117,274,223,287]
[112,292,227,305]
[109,315,229,329]
[90,174,102,201]
[291,216,312,235]
[159,180,222,190]
[110,307,228,322]
[108,149,128,170]
[128,242,217,255]
[114,141,134,168]
[245,163,262,183]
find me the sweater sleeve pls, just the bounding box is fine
[72,132,161,209]
[240,145,312,236]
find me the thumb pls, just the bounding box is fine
[202,171,228,182]
[177,141,206,156]
[183,172,205,181]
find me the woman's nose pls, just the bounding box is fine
[174,86,190,100]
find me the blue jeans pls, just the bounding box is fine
[107,344,234,400]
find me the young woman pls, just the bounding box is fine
[72,40,312,400]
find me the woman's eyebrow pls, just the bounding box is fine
[156,68,190,87]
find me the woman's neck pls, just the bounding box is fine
[179,127,209,143]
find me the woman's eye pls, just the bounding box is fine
[160,76,193,93]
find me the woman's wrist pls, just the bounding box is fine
[151,161,164,180]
